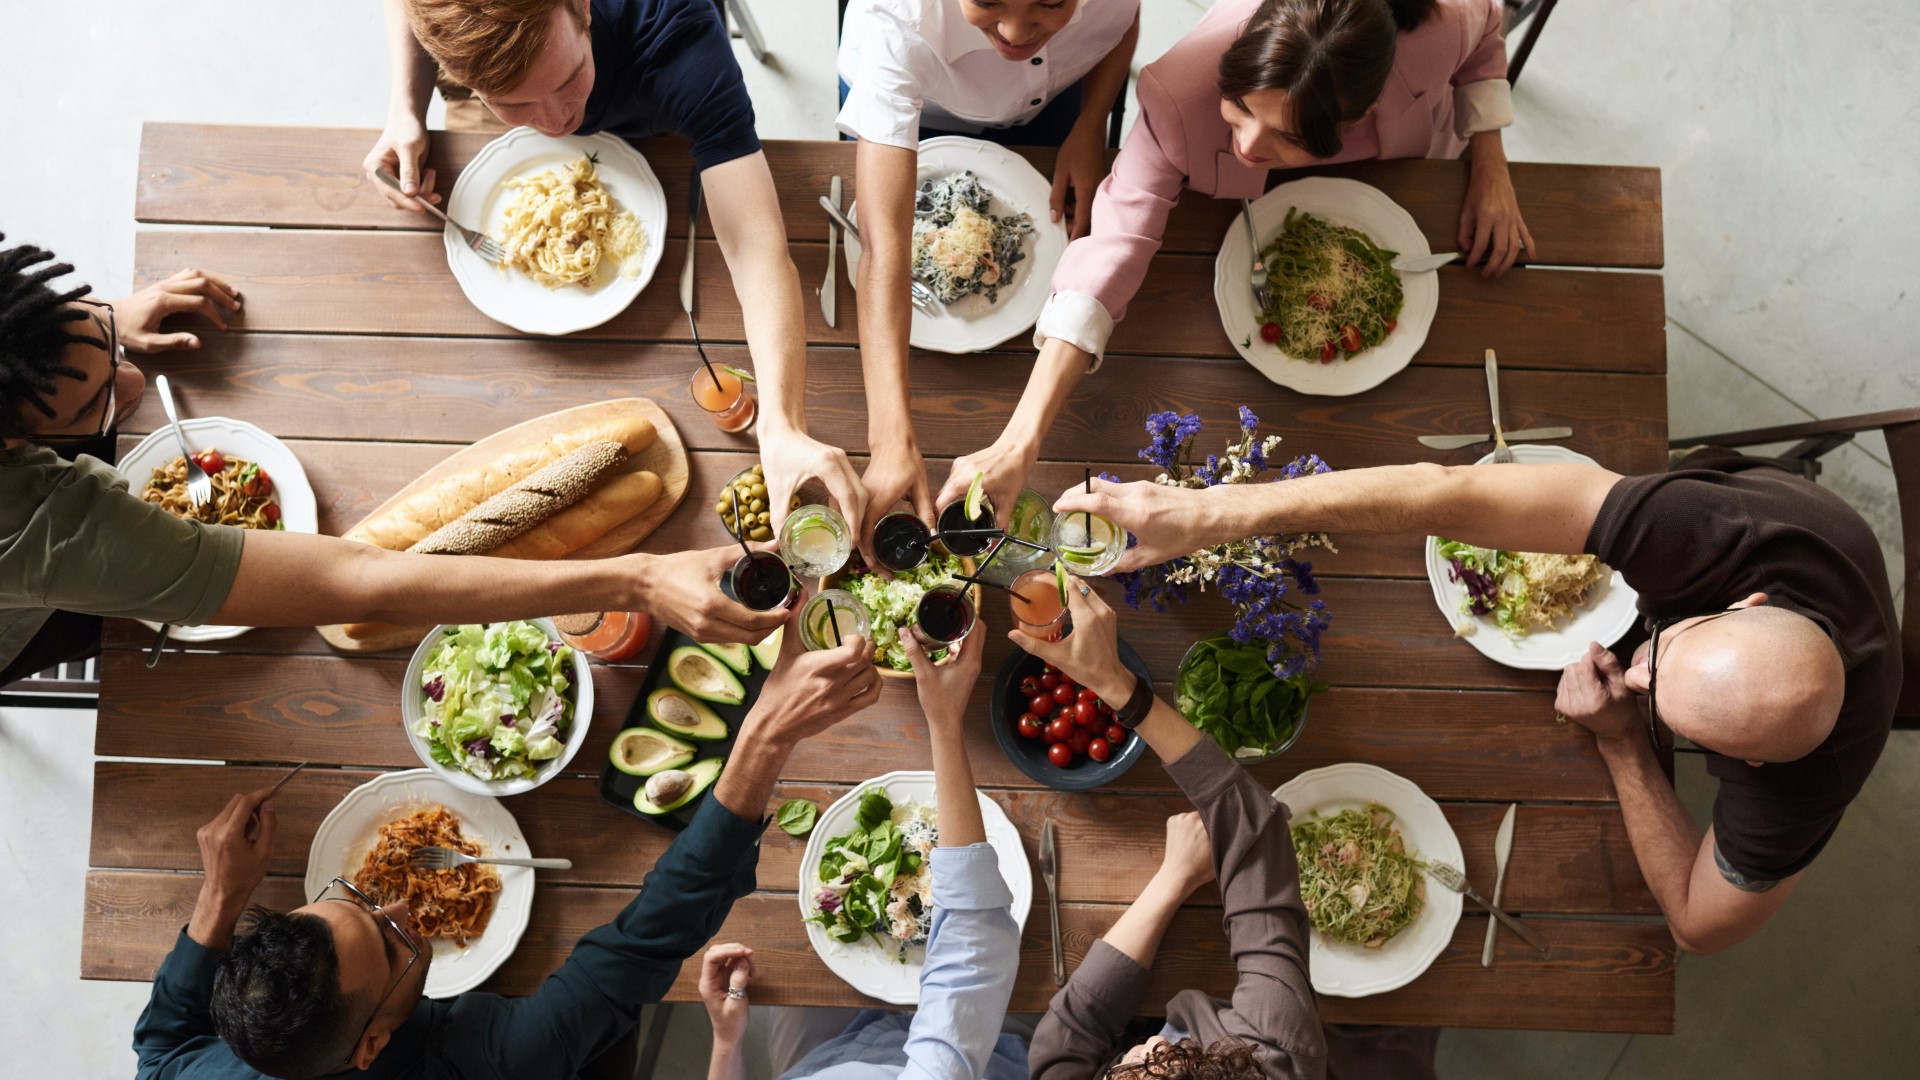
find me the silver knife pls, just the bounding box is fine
[1486,349,1512,462]
[1417,426,1572,451]
[1482,803,1516,967]
[1039,818,1063,985]
[1393,251,1459,274]
[822,176,841,327]
[679,167,700,316]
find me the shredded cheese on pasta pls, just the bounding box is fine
[495,156,646,289]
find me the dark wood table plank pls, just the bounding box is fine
[82,870,1673,1032]
[134,229,1665,373]
[137,125,1661,268]
[89,764,1652,914]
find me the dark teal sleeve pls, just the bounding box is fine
[437,796,767,1080]
[133,929,244,1080]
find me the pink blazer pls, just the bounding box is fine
[1047,0,1508,341]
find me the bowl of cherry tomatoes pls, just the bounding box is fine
[989,642,1151,792]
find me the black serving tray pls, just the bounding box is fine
[596,626,773,832]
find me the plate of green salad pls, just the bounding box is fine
[797,771,1031,1005]
[1274,763,1462,998]
[827,554,979,679]
[402,619,594,796]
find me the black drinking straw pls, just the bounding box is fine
[998,534,1050,554]
[727,489,754,557]
[826,596,844,646]
[1083,468,1092,536]
[688,310,725,395]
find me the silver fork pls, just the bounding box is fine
[1424,861,1547,954]
[155,375,211,508]
[409,846,573,871]
[1240,199,1268,310]
[816,193,940,313]
[1485,349,1514,464]
[375,168,507,264]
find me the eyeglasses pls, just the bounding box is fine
[35,299,121,447]
[1643,609,1741,756]
[314,876,421,1066]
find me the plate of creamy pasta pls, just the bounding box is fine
[116,416,317,643]
[446,128,667,335]
[1214,177,1438,397]
[306,770,535,999]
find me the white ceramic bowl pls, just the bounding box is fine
[400,618,594,796]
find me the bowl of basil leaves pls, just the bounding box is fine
[1175,633,1321,762]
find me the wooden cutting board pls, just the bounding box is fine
[317,398,688,653]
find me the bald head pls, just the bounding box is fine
[1654,606,1844,762]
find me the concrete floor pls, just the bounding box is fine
[1,1,1914,1077]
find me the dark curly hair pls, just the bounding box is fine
[1108,1038,1262,1079]
[1217,0,1438,159]
[0,234,100,440]
[211,907,360,1080]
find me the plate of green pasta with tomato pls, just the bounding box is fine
[1214,177,1437,397]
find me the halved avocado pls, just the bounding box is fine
[699,641,753,677]
[609,726,696,777]
[633,757,724,815]
[666,645,746,705]
[749,626,783,671]
[647,688,729,740]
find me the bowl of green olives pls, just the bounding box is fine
[715,463,801,542]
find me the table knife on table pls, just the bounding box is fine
[680,166,701,317]
[822,176,841,327]
[1039,818,1063,985]
[1482,803,1517,967]
[1417,427,1572,451]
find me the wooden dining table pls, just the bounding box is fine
[82,122,1674,1034]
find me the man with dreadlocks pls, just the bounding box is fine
[0,237,794,686]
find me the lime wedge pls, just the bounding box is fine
[964,471,987,522]
[724,365,758,383]
[1054,560,1070,607]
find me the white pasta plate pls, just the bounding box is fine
[1424,444,1640,670]
[116,416,317,643]
[843,136,1069,354]
[1213,176,1438,396]
[305,770,535,999]
[797,770,1032,1005]
[446,127,667,335]
[1273,763,1463,998]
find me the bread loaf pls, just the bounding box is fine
[409,441,627,555]
[487,470,662,560]
[347,415,655,550]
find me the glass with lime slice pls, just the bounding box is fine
[1050,509,1127,577]
[937,472,998,558]
[779,504,853,578]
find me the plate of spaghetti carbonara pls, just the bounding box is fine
[307,770,535,999]
[116,416,317,643]
[1213,177,1438,397]
[446,128,667,335]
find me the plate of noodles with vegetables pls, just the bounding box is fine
[445,127,667,335]
[1213,177,1438,397]
[1274,763,1462,998]
[116,416,317,643]
[306,769,535,999]
[1424,444,1640,670]
[844,136,1068,354]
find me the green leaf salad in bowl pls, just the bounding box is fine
[403,619,594,795]
[1175,633,1322,761]
[806,788,937,962]
[833,553,971,675]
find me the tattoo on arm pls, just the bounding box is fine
[1713,843,1782,893]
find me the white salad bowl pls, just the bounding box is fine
[401,619,594,797]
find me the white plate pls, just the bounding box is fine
[797,770,1033,1005]
[844,136,1069,354]
[1213,177,1438,396]
[1274,763,1462,998]
[1424,444,1640,670]
[400,619,595,797]
[304,769,535,999]
[116,417,318,643]
[446,128,668,335]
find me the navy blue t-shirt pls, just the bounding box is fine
[579,0,761,171]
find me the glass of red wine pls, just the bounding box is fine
[721,549,800,612]
[910,584,977,650]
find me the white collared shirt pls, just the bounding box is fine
[837,0,1141,149]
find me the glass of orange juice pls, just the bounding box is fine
[691,362,755,433]
[1009,568,1069,642]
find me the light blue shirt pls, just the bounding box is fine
[780,843,1026,1080]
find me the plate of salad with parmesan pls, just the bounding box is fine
[1423,445,1639,670]
[798,771,1031,1005]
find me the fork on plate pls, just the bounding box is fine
[409,846,573,871]
[1485,349,1515,464]
[150,375,208,669]
[375,168,507,264]
[1240,199,1268,311]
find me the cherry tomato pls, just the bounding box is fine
[1076,687,1098,704]
[1028,693,1053,718]
[1307,292,1331,313]
[241,467,273,497]
[1106,724,1128,744]
[1051,685,1075,706]
[1039,672,1059,691]
[1087,737,1112,763]
[1074,700,1100,727]
[1339,323,1363,353]
[1385,317,1398,333]
[1018,714,1043,740]
[1319,341,1337,364]
[1058,674,1077,691]
[1048,742,1074,768]
[1046,717,1074,744]
[261,502,282,526]
[1017,675,1041,695]
[1096,700,1113,716]
[194,450,225,474]
[1068,728,1092,755]
[1258,321,1281,344]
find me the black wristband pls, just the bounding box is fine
[1115,672,1155,729]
